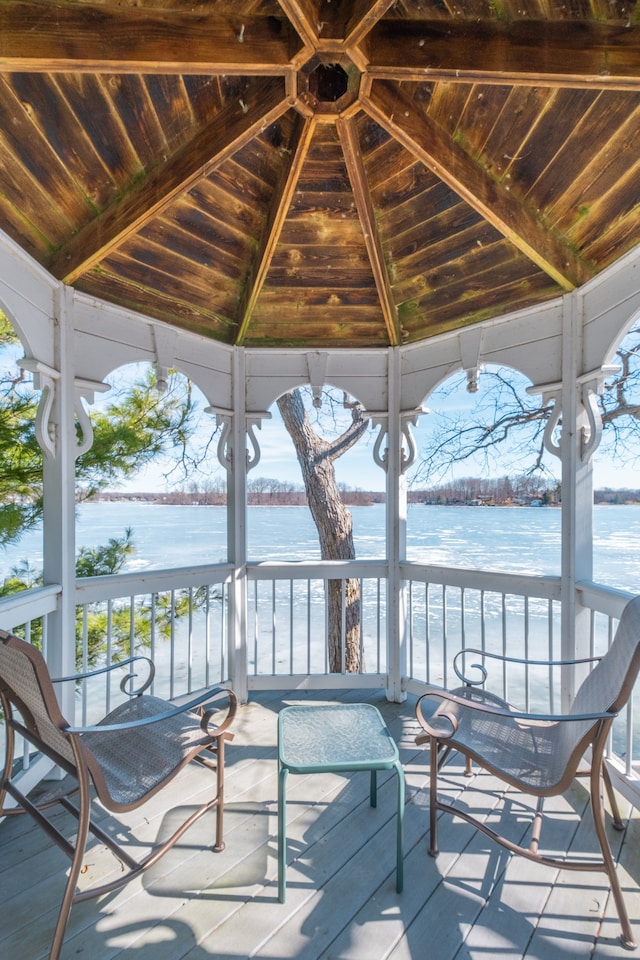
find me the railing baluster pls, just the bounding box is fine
[289,579,294,675]
[524,595,530,712]
[501,593,507,700]
[442,584,448,688]
[271,579,276,676]
[187,586,193,693]
[169,590,175,701]
[306,579,311,674]
[425,582,430,685]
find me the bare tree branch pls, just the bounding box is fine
[414,322,640,485]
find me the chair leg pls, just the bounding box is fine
[214,738,225,852]
[48,764,92,960]
[0,699,14,810]
[602,761,625,831]
[591,759,636,950]
[429,736,439,857]
[394,759,405,893]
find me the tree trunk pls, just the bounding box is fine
[277,389,367,672]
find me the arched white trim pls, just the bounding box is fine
[0,230,56,366]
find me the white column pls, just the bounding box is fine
[227,347,248,702]
[560,291,593,708]
[385,347,407,703]
[42,285,77,720]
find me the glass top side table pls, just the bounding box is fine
[277,702,405,902]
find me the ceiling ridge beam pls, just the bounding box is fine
[236,113,317,346]
[0,3,295,74]
[368,66,640,93]
[337,113,401,346]
[366,20,640,92]
[344,0,397,49]
[362,80,594,291]
[277,0,319,50]
[48,78,290,284]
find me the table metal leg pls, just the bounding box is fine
[394,759,405,893]
[278,764,288,903]
[369,768,377,807]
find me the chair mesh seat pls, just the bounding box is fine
[437,686,593,792]
[0,629,236,960]
[81,695,212,807]
[415,595,640,950]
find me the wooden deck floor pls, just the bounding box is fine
[1,688,639,960]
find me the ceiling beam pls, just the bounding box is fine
[277,0,396,48]
[0,2,296,74]
[236,113,317,346]
[48,78,290,284]
[337,114,401,346]
[366,19,640,91]
[363,80,594,291]
[277,0,319,50]
[344,1,398,49]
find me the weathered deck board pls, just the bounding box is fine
[0,688,638,960]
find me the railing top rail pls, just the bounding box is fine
[0,582,60,628]
[402,562,562,599]
[74,563,234,603]
[577,581,634,619]
[247,559,388,580]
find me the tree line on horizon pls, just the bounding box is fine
[92,474,640,506]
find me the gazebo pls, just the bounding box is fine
[1,0,640,891]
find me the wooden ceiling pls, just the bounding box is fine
[1,1,640,348]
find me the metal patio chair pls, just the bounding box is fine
[415,595,640,950]
[0,628,237,960]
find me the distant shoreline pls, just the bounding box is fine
[87,491,640,507]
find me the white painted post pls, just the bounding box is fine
[227,347,248,703]
[385,347,407,703]
[560,291,593,709]
[42,284,77,722]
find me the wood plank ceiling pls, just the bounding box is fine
[0,0,639,348]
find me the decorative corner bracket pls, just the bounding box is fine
[527,381,563,460]
[74,378,111,458]
[371,407,426,475]
[370,412,389,471]
[18,361,110,460]
[246,411,271,472]
[18,358,60,459]
[578,365,619,462]
[527,365,619,463]
[204,405,233,472]
[204,407,272,474]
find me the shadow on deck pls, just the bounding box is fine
[1,688,638,960]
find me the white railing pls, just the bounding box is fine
[401,564,562,707]
[0,582,60,642]
[1,565,639,804]
[246,560,388,691]
[74,564,233,722]
[0,583,61,791]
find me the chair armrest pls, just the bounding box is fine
[65,685,237,736]
[201,686,237,739]
[453,646,601,687]
[416,685,615,742]
[51,655,155,696]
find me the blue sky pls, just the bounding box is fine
[119,381,638,493]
